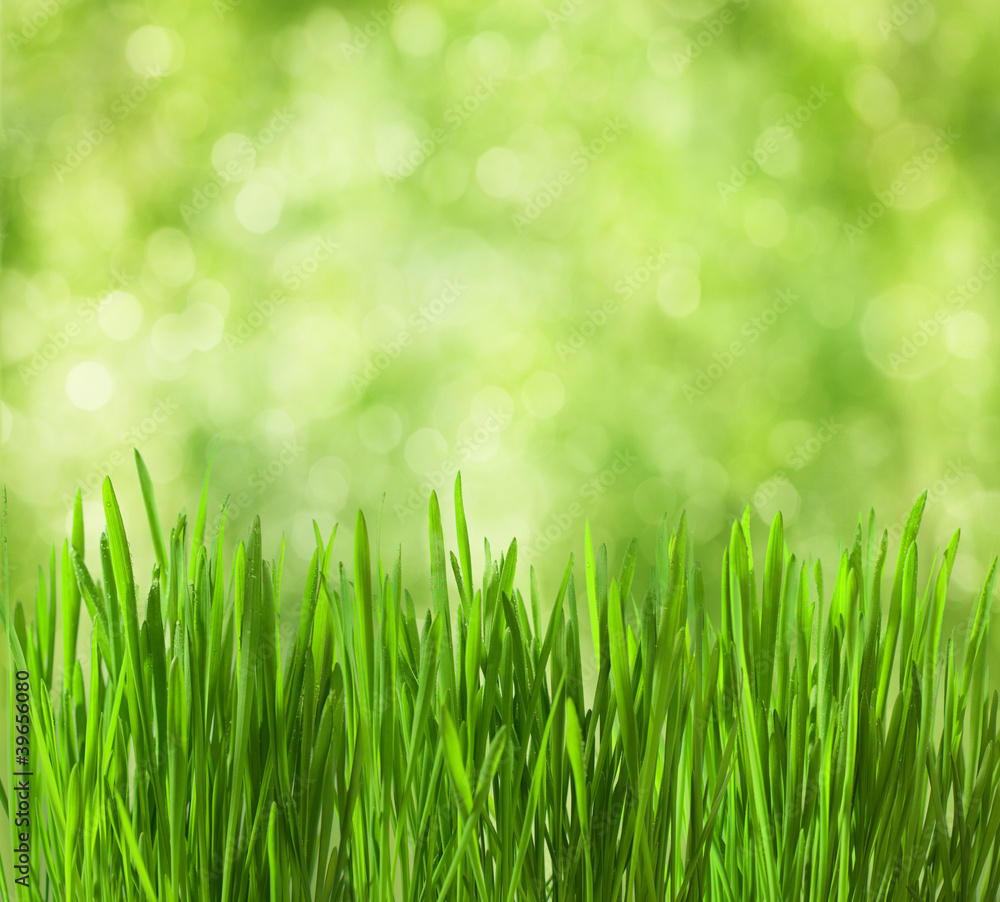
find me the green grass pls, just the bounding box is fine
[2,453,1000,901]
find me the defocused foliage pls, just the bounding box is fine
[2,0,999,644]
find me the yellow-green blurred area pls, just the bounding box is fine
[2,0,1000,661]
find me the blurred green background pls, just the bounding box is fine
[2,0,999,663]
